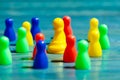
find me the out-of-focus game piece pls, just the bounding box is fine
[99,24,110,49]
[22,21,34,46]
[63,35,77,63]
[75,40,91,70]
[33,40,48,69]
[88,31,102,57]
[16,27,29,53]
[4,18,16,42]
[63,16,73,36]
[31,17,41,39]
[88,18,99,41]
[0,36,12,65]
[47,18,66,54]
[32,33,45,59]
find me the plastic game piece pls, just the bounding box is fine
[88,18,99,41]
[32,33,45,59]
[88,31,102,57]
[16,27,29,53]
[75,40,91,70]
[33,40,48,69]
[31,17,41,39]
[63,16,73,36]
[0,36,12,65]
[99,24,110,49]
[4,18,16,42]
[22,21,34,46]
[63,35,77,63]
[47,18,66,54]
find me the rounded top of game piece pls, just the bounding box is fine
[5,18,13,27]
[0,36,9,48]
[66,35,76,46]
[36,40,46,51]
[99,24,108,35]
[53,18,64,30]
[18,27,26,38]
[63,16,71,25]
[31,17,39,26]
[90,18,99,28]
[22,21,31,31]
[35,33,45,42]
[78,40,88,52]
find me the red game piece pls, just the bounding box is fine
[63,16,73,36]
[63,35,77,63]
[32,33,45,59]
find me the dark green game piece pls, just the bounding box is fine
[75,40,91,70]
[0,36,12,65]
[99,24,110,49]
[16,27,29,53]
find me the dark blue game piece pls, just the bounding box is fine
[4,18,16,42]
[31,17,41,40]
[33,40,48,69]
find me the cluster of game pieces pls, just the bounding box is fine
[0,16,110,70]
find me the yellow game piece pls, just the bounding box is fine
[47,18,66,54]
[22,21,34,46]
[88,18,99,41]
[88,31,102,57]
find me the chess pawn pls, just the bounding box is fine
[4,18,16,42]
[33,40,48,69]
[99,24,110,49]
[32,33,45,59]
[88,18,99,41]
[75,40,91,70]
[63,35,77,63]
[88,31,102,57]
[31,17,41,39]
[16,27,29,53]
[22,21,34,46]
[47,18,66,54]
[0,36,12,65]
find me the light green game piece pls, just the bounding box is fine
[75,40,91,70]
[16,27,29,53]
[0,36,12,65]
[99,24,110,49]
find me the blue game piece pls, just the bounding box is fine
[4,18,16,42]
[33,40,48,69]
[31,17,41,40]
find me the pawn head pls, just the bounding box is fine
[90,18,99,28]
[78,40,88,52]
[63,16,71,26]
[5,18,13,27]
[35,33,45,42]
[53,18,64,30]
[0,36,9,48]
[66,35,76,46]
[18,27,26,38]
[36,40,46,51]
[31,17,39,26]
[99,24,108,35]
[22,21,31,31]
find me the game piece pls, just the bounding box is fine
[75,40,91,70]
[31,17,41,39]
[4,18,16,42]
[63,16,73,36]
[47,18,66,54]
[32,33,45,59]
[99,24,110,49]
[22,21,34,46]
[0,36,12,65]
[63,35,77,63]
[88,31,102,57]
[16,27,29,53]
[33,40,48,69]
[88,18,99,41]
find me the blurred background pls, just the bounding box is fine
[0,0,120,41]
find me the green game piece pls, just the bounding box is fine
[75,40,91,70]
[0,36,12,65]
[16,27,29,53]
[99,24,110,49]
